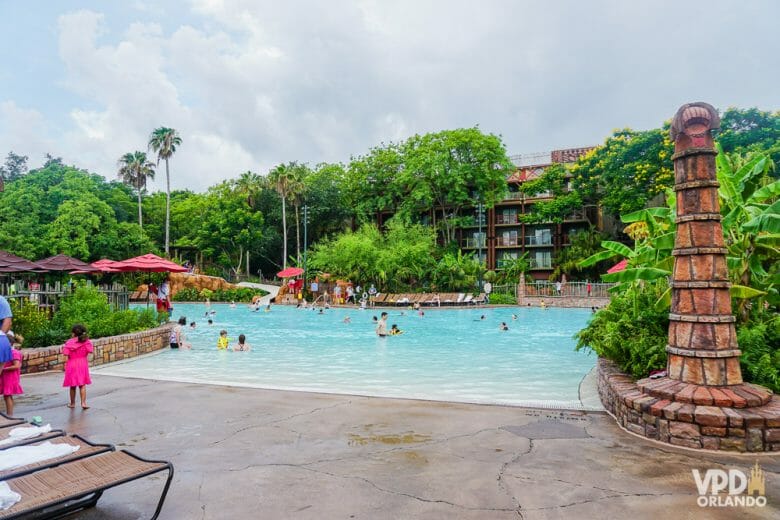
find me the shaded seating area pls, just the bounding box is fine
[0,413,173,519]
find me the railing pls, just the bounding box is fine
[496,236,519,247]
[529,258,552,269]
[525,235,552,246]
[502,192,524,201]
[496,214,519,225]
[522,281,615,298]
[489,284,517,298]
[462,237,486,248]
[1,280,129,312]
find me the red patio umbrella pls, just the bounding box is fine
[114,253,187,273]
[35,254,99,273]
[90,258,124,273]
[607,259,628,274]
[0,251,48,273]
[277,267,304,278]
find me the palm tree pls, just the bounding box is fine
[234,170,263,209]
[148,127,182,255]
[268,162,297,269]
[287,164,308,264]
[117,151,155,228]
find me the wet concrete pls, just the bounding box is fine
[9,372,780,519]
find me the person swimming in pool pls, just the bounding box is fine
[499,322,509,331]
[389,324,403,335]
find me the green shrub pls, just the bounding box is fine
[575,281,669,379]
[172,286,266,302]
[34,285,168,347]
[8,299,49,340]
[488,293,517,305]
[172,287,199,302]
[738,315,780,393]
[24,326,69,349]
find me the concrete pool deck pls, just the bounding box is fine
[11,372,780,519]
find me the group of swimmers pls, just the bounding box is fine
[170,313,252,352]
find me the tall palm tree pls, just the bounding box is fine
[268,162,297,269]
[117,151,155,228]
[287,164,308,264]
[148,127,182,255]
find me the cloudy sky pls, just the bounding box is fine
[0,0,777,192]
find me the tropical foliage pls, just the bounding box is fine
[576,146,780,389]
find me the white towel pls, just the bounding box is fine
[0,441,79,471]
[0,424,52,447]
[0,482,20,510]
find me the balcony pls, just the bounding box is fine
[524,235,552,246]
[496,214,519,225]
[564,209,588,221]
[462,237,486,249]
[502,192,524,201]
[496,236,520,247]
[529,258,552,270]
[496,258,517,269]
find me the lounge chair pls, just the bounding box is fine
[0,449,173,520]
[0,425,64,451]
[462,294,473,305]
[0,434,113,481]
[473,293,487,305]
[0,413,25,429]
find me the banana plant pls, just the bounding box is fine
[715,144,779,312]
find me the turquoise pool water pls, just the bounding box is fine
[94,303,596,407]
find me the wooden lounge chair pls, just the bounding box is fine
[0,434,113,481]
[0,412,25,429]
[462,294,473,305]
[472,293,487,305]
[0,449,174,520]
[0,425,64,450]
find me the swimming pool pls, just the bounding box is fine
[94,303,596,408]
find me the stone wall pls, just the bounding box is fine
[21,323,175,374]
[517,296,609,308]
[598,358,780,452]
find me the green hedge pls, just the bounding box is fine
[171,287,266,302]
[17,286,166,348]
[487,293,517,305]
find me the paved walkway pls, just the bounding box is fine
[11,372,780,519]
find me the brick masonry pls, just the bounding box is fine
[598,358,780,452]
[20,323,175,375]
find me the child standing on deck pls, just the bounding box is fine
[0,336,23,416]
[62,324,93,409]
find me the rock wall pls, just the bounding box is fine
[598,358,780,452]
[21,323,174,374]
[168,272,240,297]
[136,273,241,299]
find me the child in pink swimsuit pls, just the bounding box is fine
[62,324,93,409]
[1,346,23,416]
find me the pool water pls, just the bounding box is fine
[94,303,596,408]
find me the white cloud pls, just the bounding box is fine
[0,1,778,192]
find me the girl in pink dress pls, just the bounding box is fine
[62,324,93,409]
[1,347,23,416]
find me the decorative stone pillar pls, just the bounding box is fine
[638,102,771,408]
[597,102,780,452]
